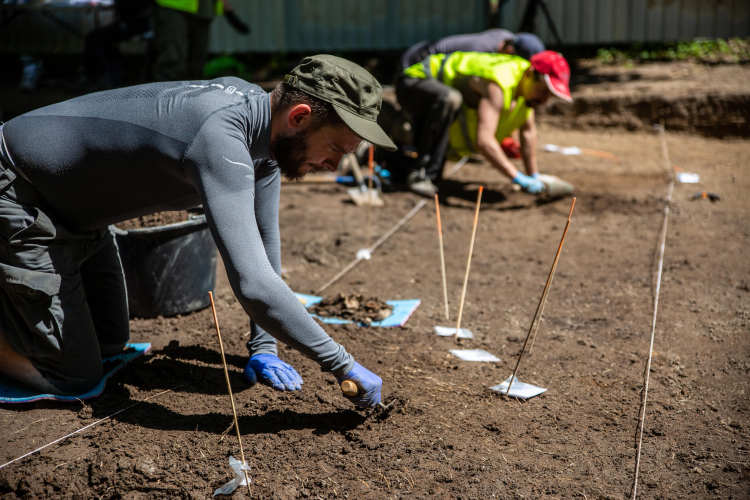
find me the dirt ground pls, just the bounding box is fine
[115,211,193,231]
[0,125,748,499]
[539,61,750,138]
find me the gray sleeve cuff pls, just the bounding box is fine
[246,320,278,357]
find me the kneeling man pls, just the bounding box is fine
[401,50,572,195]
[0,55,394,407]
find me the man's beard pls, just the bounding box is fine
[270,128,313,182]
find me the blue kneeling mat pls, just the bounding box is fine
[0,343,151,403]
[295,293,420,327]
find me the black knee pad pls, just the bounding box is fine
[34,355,105,395]
[100,341,127,358]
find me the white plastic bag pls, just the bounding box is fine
[213,456,251,496]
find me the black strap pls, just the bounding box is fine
[457,107,476,153]
[421,54,450,82]
[436,55,450,83]
[421,57,433,79]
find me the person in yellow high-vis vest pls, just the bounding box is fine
[401,50,572,195]
[153,0,246,81]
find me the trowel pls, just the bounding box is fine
[341,153,383,207]
[538,174,574,197]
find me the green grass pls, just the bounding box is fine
[595,38,750,65]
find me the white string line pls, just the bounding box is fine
[0,386,180,471]
[631,126,675,499]
[317,156,470,294]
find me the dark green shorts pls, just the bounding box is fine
[0,162,130,393]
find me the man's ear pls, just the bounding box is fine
[287,104,312,131]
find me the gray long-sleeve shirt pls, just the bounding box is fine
[0,77,354,376]
[399,29,514,71]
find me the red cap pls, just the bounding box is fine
[530,50,572,103]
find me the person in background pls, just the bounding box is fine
[153,0,248,81]
[82,0,153,88]
[395,29,545,196]
[401,50,572,195]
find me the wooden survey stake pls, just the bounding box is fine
[208,291,252,495]
[454,187,483,340]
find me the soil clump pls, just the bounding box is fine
[310,293,393,323]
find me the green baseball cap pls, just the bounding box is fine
[283,54,397,151]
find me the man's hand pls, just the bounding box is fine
[335,362,382,408]
[243,354,303,391]
[513,172,545,194]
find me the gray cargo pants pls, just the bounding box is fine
[0,161,130,393]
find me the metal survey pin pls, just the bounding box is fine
[340,380,394,410]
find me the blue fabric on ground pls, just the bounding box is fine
[295,294,420,327]
[0,343,150,403]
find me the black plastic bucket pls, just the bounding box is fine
[114,215,217,318]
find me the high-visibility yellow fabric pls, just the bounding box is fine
[155,0,224,16]
[403,52,533,157]
[156,0,199,14]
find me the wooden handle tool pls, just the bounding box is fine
[341,380,359,397]
[340,380,394,410]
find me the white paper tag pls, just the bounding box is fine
[560,147,582,155]
[676,172,700,183]
[213,456,251,496]
[356,248,372,260]
[449,349,500,362]
[542,144,582,155]
[434,326,474,338]
[489,376,547,399]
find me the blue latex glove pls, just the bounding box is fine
[335,362,382,408]
[243,354,303,391]
[513,172,545,194]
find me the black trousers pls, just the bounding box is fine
[395,75,462,182]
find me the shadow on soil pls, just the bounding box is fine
[109,400,367,436]
[438,179,565,210]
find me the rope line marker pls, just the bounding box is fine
[0,386,181,471]
[317,156,469,294]
[631,125,675,500]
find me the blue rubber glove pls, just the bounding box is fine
[243,354,303,391]
[531,172,540,179]
[513,172,545,194]
[335,362,382,408]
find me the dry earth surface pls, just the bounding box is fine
[539,61,750,138]
[1,126,748,500]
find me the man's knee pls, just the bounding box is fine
[441,88,463,113]
[35,355,104,395]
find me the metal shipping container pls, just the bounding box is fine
[1,0,748,55]
[498,0,750,47]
